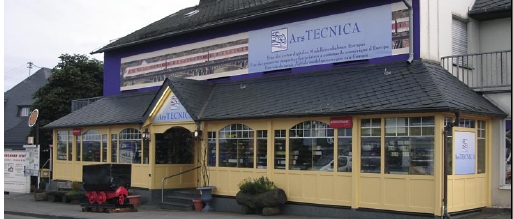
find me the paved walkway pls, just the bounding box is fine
[3,192,511,219]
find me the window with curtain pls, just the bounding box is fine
[289,121,334,171]
[218,124,254,168]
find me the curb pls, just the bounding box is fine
[4,211,84,219]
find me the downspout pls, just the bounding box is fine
[402,0,414,63]
[442,111,460,219]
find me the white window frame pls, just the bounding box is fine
[499,118,511,190]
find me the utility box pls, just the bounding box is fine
[82,164,131,191]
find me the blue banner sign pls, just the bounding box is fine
[153,93,192,123]
[248,4,393,73]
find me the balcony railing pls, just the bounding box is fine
[441,50,511,92]
[71,96,102,112]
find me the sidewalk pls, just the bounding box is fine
[3,192,511,219]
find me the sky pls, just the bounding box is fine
[3,0,200,92]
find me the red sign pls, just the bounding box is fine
[330,117,352,128]
[73,128,82,136]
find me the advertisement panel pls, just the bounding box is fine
[4,151,30,193]
[454,130,476,175]
[23,145,40,176]
[120,33,249,91]
[248,3,409,73]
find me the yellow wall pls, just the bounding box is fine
[51,112,493,216]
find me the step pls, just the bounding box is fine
[164,195,198,205]
[159,201,194,211]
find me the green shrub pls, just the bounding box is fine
[71,181,81,191]
[237,176,276,194]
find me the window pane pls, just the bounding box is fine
[337,128,352,172]
[76,135,81,161]
[385,116,434,175]
[257,130,267,169]
[477,139,486,174]
[67,131,73,161]
[83,130,101,162]
[111,134,118,163]
[218,124,254,168]
[119,128,141,164]
[102,134,107,162]
[57,131,67,161]
[275,130,286,170]
[207,132,216,167]
[289,121,334,171]
[361,137,381,173]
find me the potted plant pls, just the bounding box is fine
[196,131,215,212]
[34,179,47,201]
[126,190,141,208]
[64,181,85,204]
[236,176,287,216]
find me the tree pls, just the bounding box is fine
[29,54,103,168]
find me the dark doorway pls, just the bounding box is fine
[155,127,194,164]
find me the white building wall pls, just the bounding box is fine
[479,18,512,53]
[419,0,475,61]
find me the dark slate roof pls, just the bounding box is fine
[4,68,53,149]
[44,90,158,129]
[469,0,511,20]
[162,60,506,121]
[92,0,339,54]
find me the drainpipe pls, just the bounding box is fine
[402,0,414,63]
[442,112,460,219]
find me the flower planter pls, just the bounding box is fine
[192,198,204,212]
[235,188,287,216]
[197,186,215,212]
[127,195,141,208]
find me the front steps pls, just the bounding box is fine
[159,189,201,211]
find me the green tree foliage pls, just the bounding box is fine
[29,54,103,166]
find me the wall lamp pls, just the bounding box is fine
[194,129,203,141]
[142,128,151,142]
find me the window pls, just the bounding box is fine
[57,131,68,160]
[67,131,72,161]
[477,121,486,174]
[505,119,511,185]
[256,130,267,169]
[119,128,141,164]
[289,121,334,171]
[102,134,107,162]
[452,17,468,67]
[76,135,81,161]
[274,130,286,169]
[218,124,254,168]
[361,118,381,173]
[18,106,30,117]
[207,132,216,167]
[111,134,118,163]
[385,117,435,175]
[445,117,477,175]
[82,130,101,162]
[337,128,352,172]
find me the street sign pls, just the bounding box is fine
[28,109,39,127]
